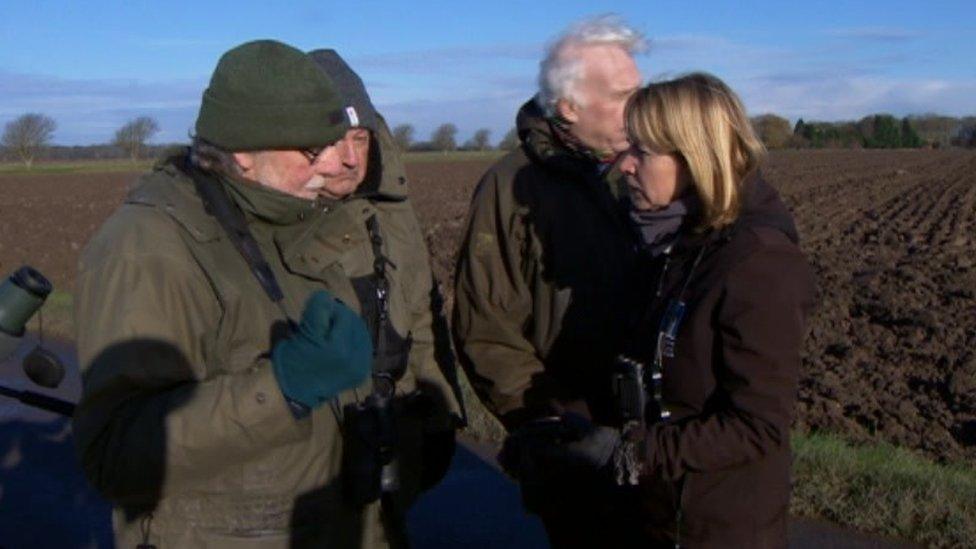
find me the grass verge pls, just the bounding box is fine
[791,431,975,548]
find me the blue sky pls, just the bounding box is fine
[1,0,973,145]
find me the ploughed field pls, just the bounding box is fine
[1,149,974,465]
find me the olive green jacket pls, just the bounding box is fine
[73,125,462,548]
[452,100,642,429]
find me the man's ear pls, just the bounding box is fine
[232,151,255,173]
[556,98,579,124]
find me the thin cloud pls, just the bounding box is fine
[0,70,204,143]
[645,34,801,74]
[739,73,976,121]
[650,34,731,52]
[366,70,533,111]
[350,42,541,72]
[824,27,922,42]
[137,38,227,49]
[0,70,204,114]
[747,64,886,85]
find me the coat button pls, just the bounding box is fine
[255,391,267,404]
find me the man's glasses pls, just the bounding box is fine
[300,147,325,164]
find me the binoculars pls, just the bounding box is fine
[342,376,400,506]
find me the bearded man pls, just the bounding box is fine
[74,40,461,548]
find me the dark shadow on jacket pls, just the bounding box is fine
[506,100,642,426]
[73,338,197,525]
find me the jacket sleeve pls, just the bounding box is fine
[642,244,816,481]
[452,169,556,428]
[73,212,308,503]
[399,206,465,430]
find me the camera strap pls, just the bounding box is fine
[366,215,391,375]
[651,242,707,420]
[622,237,708,425]
[612,241,708,487]
[360,214,413,386]
[187,163,293,325]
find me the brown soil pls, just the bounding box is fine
[2,149,973,465]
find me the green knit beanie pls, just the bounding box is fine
[195,39,349,151]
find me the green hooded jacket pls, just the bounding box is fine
[73,121,462,548]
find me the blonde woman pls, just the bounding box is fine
[615,73,816,547]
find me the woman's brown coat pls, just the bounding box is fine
[631,177,816,548]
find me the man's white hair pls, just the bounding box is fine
[537,14,647,117]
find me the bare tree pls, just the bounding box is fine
[954,117,976,148]
[909,114,961,148]
[114,116,160,161]
[430,123,458,152]
[2,113,56,169]
[750,114,793,149]
[392,124,414,152]
[464,128,492,151]
[498,127,520,151]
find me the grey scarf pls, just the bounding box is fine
[629,194,700,257]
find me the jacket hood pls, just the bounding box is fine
[671,173,799,255]
[516,98,598,177]
[350,115,409,202]
[307,48,380,133]
[734,173,799,244]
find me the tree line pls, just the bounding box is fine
[751,113,976,150]
[0,114,522,169]
[390,124,518,153]
[1,113,160,168]
[5,111,975,169]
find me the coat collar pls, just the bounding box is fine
[668,173,800,256]
[516,98,604,180]
[221,175,327,227]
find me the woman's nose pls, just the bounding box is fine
[618,152,636,175]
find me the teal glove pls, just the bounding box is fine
[272,290,373,410]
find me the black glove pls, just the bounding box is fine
[557,412,621,472]
[499,414,622,514]
[498,414,620,480]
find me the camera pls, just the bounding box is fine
[612,354,647,426]
[342,376,399,506]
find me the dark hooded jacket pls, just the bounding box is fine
[453,99,643,429]
[628,175,817,548]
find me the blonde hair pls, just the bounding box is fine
[625,72,765,229]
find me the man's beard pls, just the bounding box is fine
[303,175,326,193]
